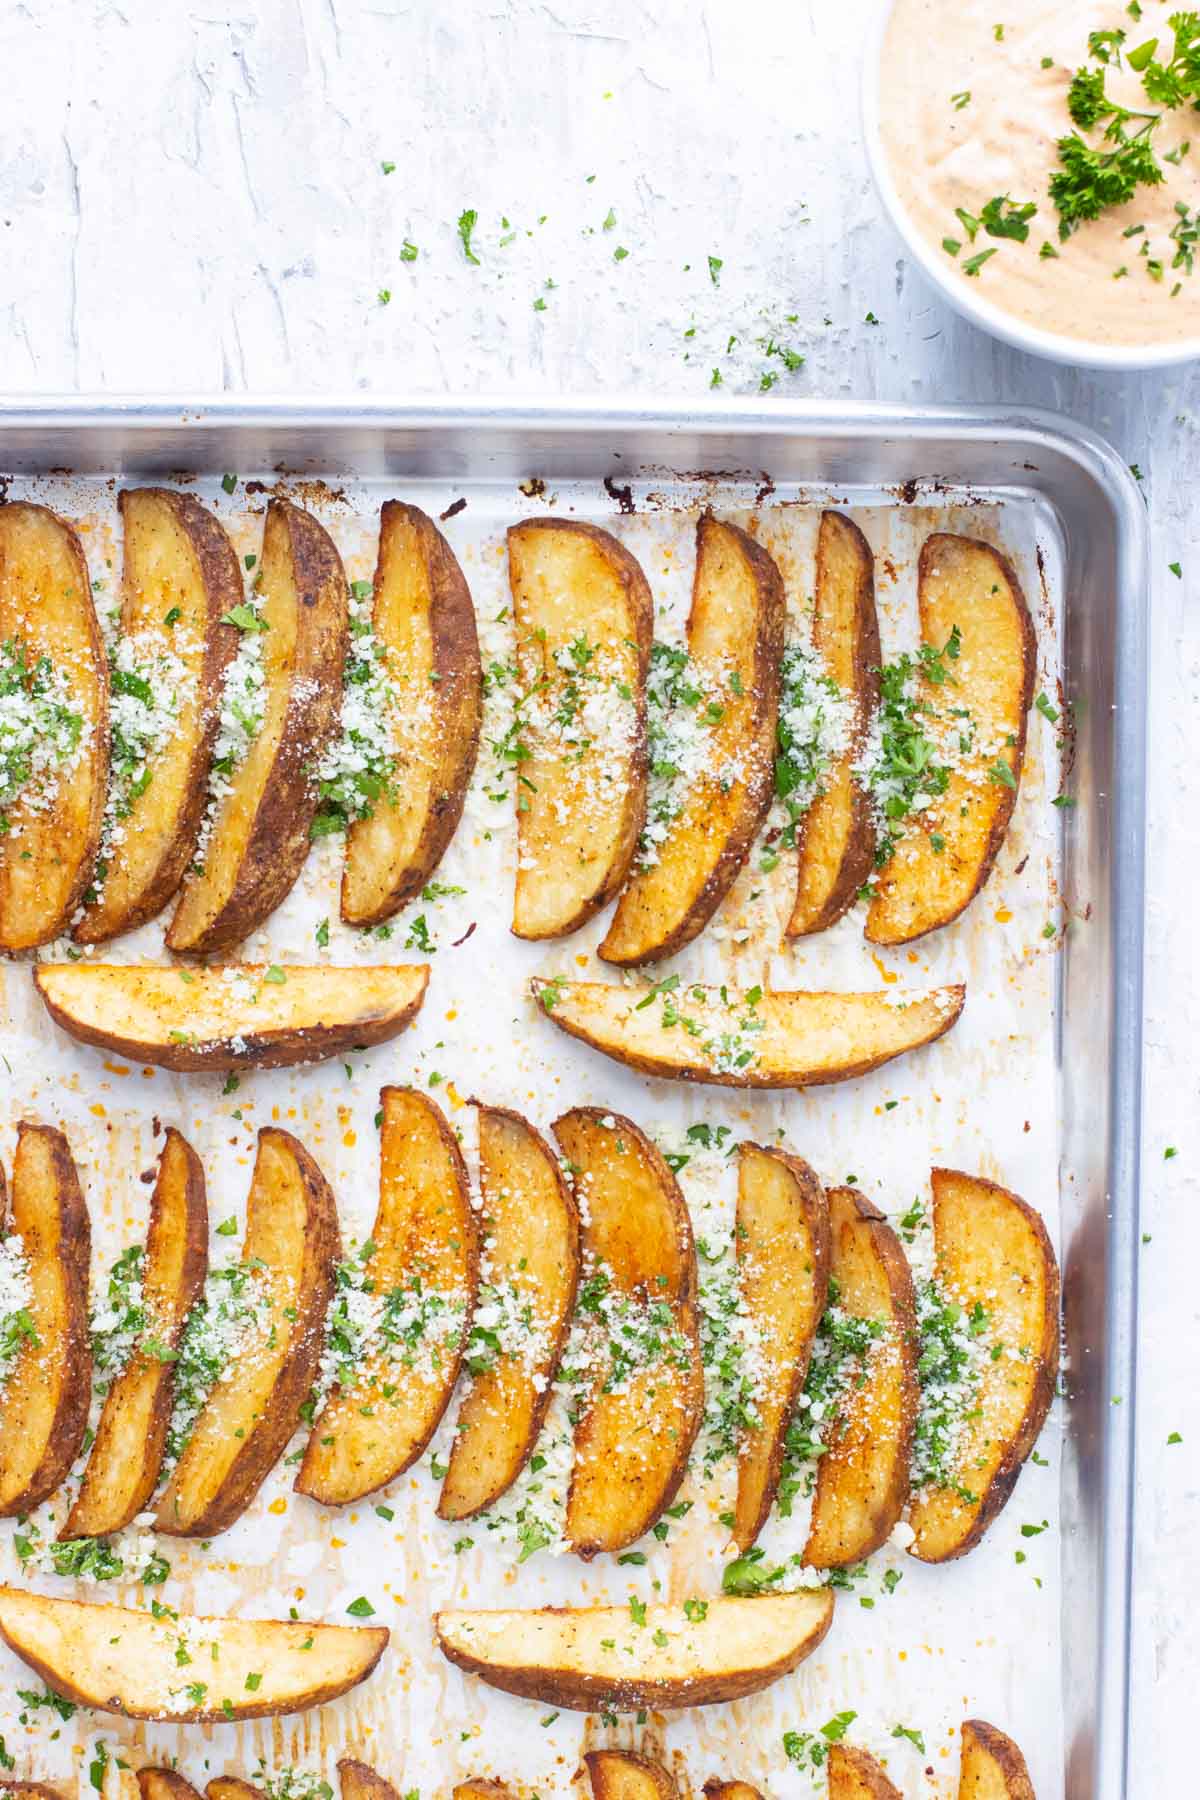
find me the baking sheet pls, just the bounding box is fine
[0,449,1080,1797]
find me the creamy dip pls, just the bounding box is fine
[878,0,1200,347]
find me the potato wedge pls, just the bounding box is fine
[454,1786,513,1800]
[342,502,482,924]
[167,497,348,954]
[507,519,653,939]
[803,1187,919,1568]
[703,1784,763,1800]
[0,500,108,949]
[587,1752,678,1800]
[75,488,242,943]
[438,1105,580,1520]
[551,1107,703,1556]
[340,1764,403,1800]
[908,1169,1059,1563]
[827,1745,903,1799]
[0,1123,92,1515]
[733,1143,829,1549]
[866,534,1036,945]
[297,1087,477,1505]
[1,1785,67,1800]
[155,1126,339,1537]
[536,978,965,1090]
[788,511,881,936]
[208,1783,262,1800]
[62,1127,207,1538]
[139,1773,204,1800]
[600,513,784,965]
[959,1719,1036,1799]
[0,1585,387,1720]
[35,960,429,1072]
[435,1588,834,1709]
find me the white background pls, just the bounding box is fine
[0,0,1192,1789]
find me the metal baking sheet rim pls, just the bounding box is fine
[0,396,1148,1800]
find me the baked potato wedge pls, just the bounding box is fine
[803,1187,919,1568]
[0,500,108,950]
[536,978,965,1090]
[0,1123,92,1515]
[787,511,880,936]
[62,1127,207,1538]
[733,1143,829,1549]
[167,497,348,954]
[0,1585,386,1720]
[297,1087,477,1505]
[866,534,1036,946]
[155,1126,339,1537]
[75,488,241,943]
[138,1774,204,1800]
[827,1746,902,1799]
[207,1783,261,1800]
[435,1588,834,1710]
[438,1104,580,1521]
[551,1107,703,1557]
[600,513,784,965]
[702,1785,762,1800]
[341,501,482,924]
[587,1752,677,1800]
[454,1786,513,1800]
[35,960,429,1072]
[0,1785,67,1800]
[959,1719,1036,1799]
[340,1764,403,1800]
[908,1168,1059,1563]
[507,518,653,939]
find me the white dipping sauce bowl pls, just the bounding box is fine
[861,0,1200,370]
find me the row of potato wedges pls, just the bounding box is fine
[0,493,1034,959]
[0,1089,1056,1567]
[3,1726,1036,1797]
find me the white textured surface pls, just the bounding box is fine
[0,0,1192,1790]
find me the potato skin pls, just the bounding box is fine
[339,1763,404,1800]
[167,497,348,954]
[587,1751,679,1800]
[75,488,242,943]
[342,501,482,924]
[959,1719,1036,1799]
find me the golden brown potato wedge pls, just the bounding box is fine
[297,1087,477,1505]
[507,518,653,939]
[207,1783,262,1800]
[908,1169,1059,1563]
[733,1143,829,1549]
[340,1763,403,1800]
[167,497,348,954]
[536,978,965,1090]
[788,511,881,936]
[62,1127,207,1538]
[827,1745,903,1800]
[435,1588,834,1710]
[0,500,108,949]
[866,534,1036,946]
[0,1123,92,1516]
[138,1773,205,1800]
[1,1785,68,1800]
[0,1585,387,1720]
[342,501,482,924]
[959,1719,1036,1799]
[550,1107,703,1557]
[600,513,784,965]
[587,1752,678,1800]
[75,488,242,943]
[454,1786,513,1800]
[35,960,429,1072]
[803,1187,919,1568]
[438,1105,580,1521]
[155,1126,339,1537]
[703,1785,763,1800]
